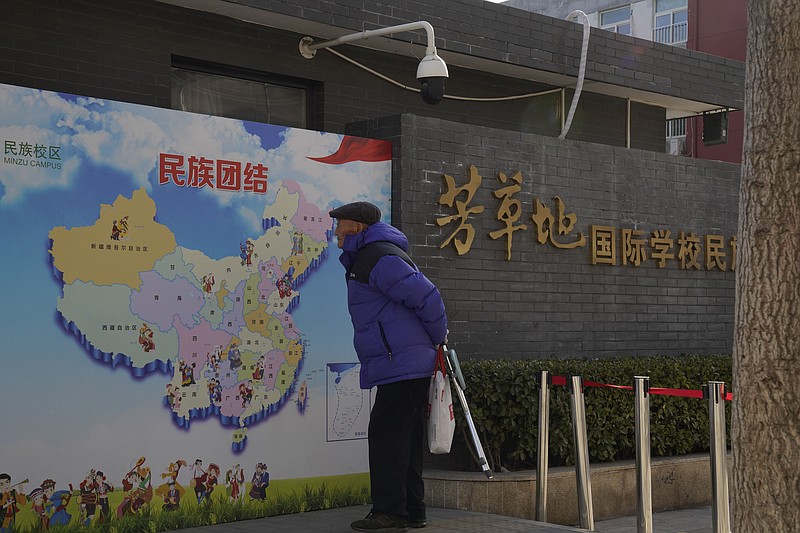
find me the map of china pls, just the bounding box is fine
[49,182,329,450]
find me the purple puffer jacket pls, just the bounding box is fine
[338,221,448,389]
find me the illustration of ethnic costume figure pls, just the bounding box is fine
[79,470,99,526]
[139,323,155,352]
[155,460,186,512]
[252,356,265,381]
[165,384,178,409]
[239,240,254,267]
[28,486,50,530]
[248,463,269,501]
[291,231,304,255]
[45,480,73,528]
[111,220,121,240]
[202,273,215,297]
[118,216,129,235]
[208,379,222,404]
[226,464,244,502]
[190,459,205,503]
[276,274,293,298]
[0,473,27,533]
[239,381,253,408]
[162,481,183,512]
[227,342,242,370]
[193,463,219,505]
[116,458,152,518]
[180,360,196,386]
[94,472,113,524]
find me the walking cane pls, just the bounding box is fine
[441,344,493,479]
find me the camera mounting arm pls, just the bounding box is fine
[299,21,449,104]
[299,21,439,59]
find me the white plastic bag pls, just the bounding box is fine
[427,348,455,454]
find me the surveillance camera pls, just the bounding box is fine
[416,52,449,105]
[420,78,446,105]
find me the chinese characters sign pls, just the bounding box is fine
[436,164,485,255]
[3,139,63,169]
[438,165,737,271]
[159,153,268,193]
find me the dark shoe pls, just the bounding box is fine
[351,511,408,532]
[407,517,427,528]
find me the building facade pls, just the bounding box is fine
[0,3,750,528]
[0,0,744,361]
[505,0,747,163]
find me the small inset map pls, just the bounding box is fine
[327,363,370,441]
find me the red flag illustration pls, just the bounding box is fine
[307,136,391,164]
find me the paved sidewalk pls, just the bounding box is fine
[173,506,582,532]
[594,506,713,533]
[171,505,714,533]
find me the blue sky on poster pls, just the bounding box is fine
[0,85,390,232]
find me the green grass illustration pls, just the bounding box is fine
[11,474,369,532]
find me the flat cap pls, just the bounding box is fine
[329,201,381,225]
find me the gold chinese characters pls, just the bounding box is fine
[437,166,736,271]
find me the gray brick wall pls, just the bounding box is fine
[0,0,725,153]
[239,0,745,109]
[0,0,741,359]
[353,114,739,360]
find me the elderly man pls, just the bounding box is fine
[330,201,448,532]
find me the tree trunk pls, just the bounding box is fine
[732,1,800,531]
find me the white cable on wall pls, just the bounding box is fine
[320,11,591,109]
[559,10,591,140]
[325,47,563,103]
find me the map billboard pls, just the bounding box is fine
[0,82,389,528]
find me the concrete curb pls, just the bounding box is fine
[424,453,730,526]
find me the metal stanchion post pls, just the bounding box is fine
[706,381,731,533]
[569,375,594,531]
[634,376,653,533]
[536,370,551,522]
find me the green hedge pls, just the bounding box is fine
[453,354,732,472]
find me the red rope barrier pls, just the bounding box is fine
[650,387,703,399]
[548,375,733,401]
[584,379,632,391]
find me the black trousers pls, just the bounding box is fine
[368,377,429,520]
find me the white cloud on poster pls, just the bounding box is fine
[266,128,390,215]
[0,124,82,204]
[0,85,390,225]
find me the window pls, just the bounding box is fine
[171,58,314,128]
[702,112,728,146]
[666,117,687,155]
[600,6,631,35]
[666,118,686,138]
[653,0,688,45]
